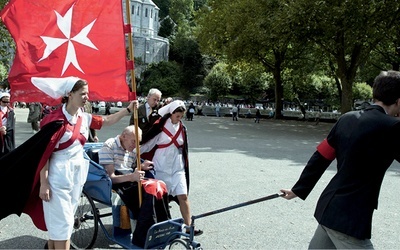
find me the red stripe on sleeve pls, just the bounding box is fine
[317,139,336,161]
[90,115,103,130]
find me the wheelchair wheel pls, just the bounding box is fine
[70,190,99,249]
[169,238,192,249]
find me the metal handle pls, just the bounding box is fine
[192,193,284,221]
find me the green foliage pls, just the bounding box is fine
[169,30,205,93]
[142,61,184,97]
[353,82,372,101]
[227,62,271,103]
[203,62,232,101]
[0,0,15,72]
[159,17,175,38]
[169,0,194,26]
[0,62,7,81]
[195,0,306,118]
[152,0,170,19]
[287,0,400,112]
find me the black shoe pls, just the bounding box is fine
[186,229,204,236]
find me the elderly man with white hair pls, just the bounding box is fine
[129,88,162,135]
[0,92,15,158]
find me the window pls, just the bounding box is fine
[145,8,148,17]
[151,9,153,18]
[137,6,140,15]
[131,5,134,14]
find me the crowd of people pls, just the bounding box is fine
[2,69,400,249]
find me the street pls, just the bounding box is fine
[1,108,400,249]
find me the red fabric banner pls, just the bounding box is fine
[0,0,132,105]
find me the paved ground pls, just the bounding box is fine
[1,108,400,249]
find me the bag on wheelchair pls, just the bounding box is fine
[112,178,171,248]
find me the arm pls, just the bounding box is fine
[102,101,137,127]
[104,164,144,184]
[139,135,158,154]
[39,160,51,202]
[281,150,333,200]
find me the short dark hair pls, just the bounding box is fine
[373,70,400,105]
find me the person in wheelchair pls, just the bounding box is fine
[98,125,171,247]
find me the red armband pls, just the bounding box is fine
[316,138,336,161]
[90,115,103,130]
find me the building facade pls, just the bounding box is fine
[124,0,169,65]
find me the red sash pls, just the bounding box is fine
[55,116,85,151]
[0,108,8,127]
[157,123,184,149]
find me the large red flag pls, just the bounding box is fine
[0,0,132,105]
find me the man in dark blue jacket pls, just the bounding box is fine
[281,70,400,249]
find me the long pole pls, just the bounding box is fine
[125,0,142,206]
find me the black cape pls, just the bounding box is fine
[0,121,62,222]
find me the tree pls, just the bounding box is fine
[169,33,205,94]
[227,62,270,104]
[0,0,14,72]
[141,61,183,97]
[353,82,372,102]
[287,0,400,113]
[153,0,170,19]
[203,62,231,101]
[195,0,305,118]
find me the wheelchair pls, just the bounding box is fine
[70,143,201,249]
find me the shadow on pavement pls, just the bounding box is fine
[0,235,46,249]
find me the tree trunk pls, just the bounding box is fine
[273,68,284,119]
[339,77,353,113]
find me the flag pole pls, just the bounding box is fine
[125,0,142,207]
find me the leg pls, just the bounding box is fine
[323,225,374,249]
[177,194,191,226]
[53,239,70,250]
[308,224,336,249]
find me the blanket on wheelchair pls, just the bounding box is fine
[112,178,171,248]
[0,120,63,230]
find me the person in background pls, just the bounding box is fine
[140,100,203,236]
[27,102,43,134]
[129,88,162,136]
[215,103,221,117]
[83,101,98,142]
[0,92,15,158]
[315,109,322,125]
[163,97,173,107]
[187,102,195,121]
[231,105,238,121]
[255,107,261,123]
[280,70,400,249]
[105,102,111,115]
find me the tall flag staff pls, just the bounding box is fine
[124,0,142,206]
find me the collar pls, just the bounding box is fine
[116,135,124,150]
[0,105,7,113]
[62,104,82,124]
[145,102,150,109]
[366,104,387,114]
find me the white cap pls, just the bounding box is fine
[158,100,186,117]
[0,92,10,100]
[31,76,81,99]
